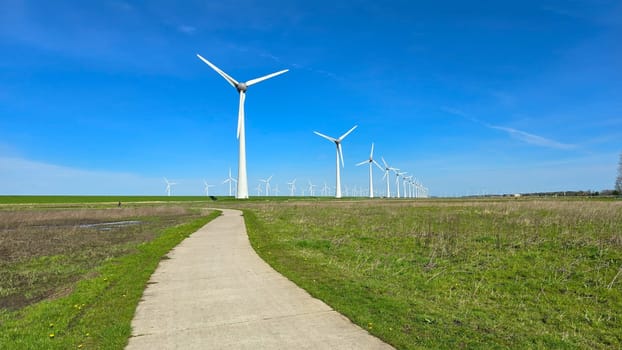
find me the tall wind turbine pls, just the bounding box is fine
[313,125,358,198]
[197,54,288,199]
[356,143,383,199]
[222,168,237,197]
[287,178,297,196]
[259,175,273,196]
[164,177,177,197]
[203,180,215,197]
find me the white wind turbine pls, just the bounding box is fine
[322,182,329,196]
[203,180,215,197]
[259,175,273,196]
[197,54,288,199]
[164,177,177,197]
[313,125,357,198]
[256,183,263,196]
[222,168,237,197]
[287,178,297,196]
[356,143,383,199]
[307,181,317,196]
[381,157,395,198]
[395,170,405,199]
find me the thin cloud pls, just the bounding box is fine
[441,106,576,150]
[178,25,196,34]
[486,125,576,150]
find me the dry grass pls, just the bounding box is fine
[0,205,200,310]
[244,198,622,349]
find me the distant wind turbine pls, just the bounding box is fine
[356,142,383,199]
[203,180,215,197]
[307,181,317,196]
[222,168,237,197]
[164,177,177,197]
[381,157,395,198]
[287,178,297,196]
[197,54,288,199]
[395,171,405,199]
[313,125,358,198]
[259,175,273,196]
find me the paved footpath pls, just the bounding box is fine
[126,209,394,349]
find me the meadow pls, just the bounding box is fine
[243,198,622,349]
[1,196,620,349]
[0,199,219,348]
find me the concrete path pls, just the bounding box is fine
[126,209,393,349]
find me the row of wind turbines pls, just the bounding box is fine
[195,53,429,199]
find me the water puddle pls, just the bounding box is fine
[79,220,142,231]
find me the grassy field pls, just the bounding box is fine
[244,198,622,349]
[2,196,621,349]
[0,201,220,348]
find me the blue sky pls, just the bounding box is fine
[1,0,621,196]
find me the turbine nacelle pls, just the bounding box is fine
[236,82,248,92]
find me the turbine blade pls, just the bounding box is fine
[338,143,344,167]
[245,69,289,86]
[356,160,368,166]
[381,157,388,168]
[370,142,374,158]
[196,54,239,88]
[267,175,273,182]
[237,91,245,139]
[313,131,337,143]
[338,125,358,141]
[373,160,383,171]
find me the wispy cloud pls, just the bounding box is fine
[486,125,576,150]
[177,25,196,34]
[0,156,154,195]
[441,106,576,150]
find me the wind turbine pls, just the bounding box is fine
[197,54,288,199]
[322,182,329,196]
[395,170,405,199]
[203,180,215,197]
[313,125,358,198]
[381,157,395,198]
[256,183,263,196]
[287,178,297,196]
[307,181,317,196]
[356,143,383,199]
[163,177,177,197]
[259,175,273,196]
[222,168,237,197]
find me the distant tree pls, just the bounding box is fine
[616,152,622,194]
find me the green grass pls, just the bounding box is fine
[0,210,220,349]
[245,199,622,349]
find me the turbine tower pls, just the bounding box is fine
[203,180,215,197]
[287,179,297,196]
[259,175,273,196]
[356,142,383,199]
[164,177,177,197]
[197,54,288,199]
[313,125,358,198]
[381,157,394,198]
[222,168,237,197]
